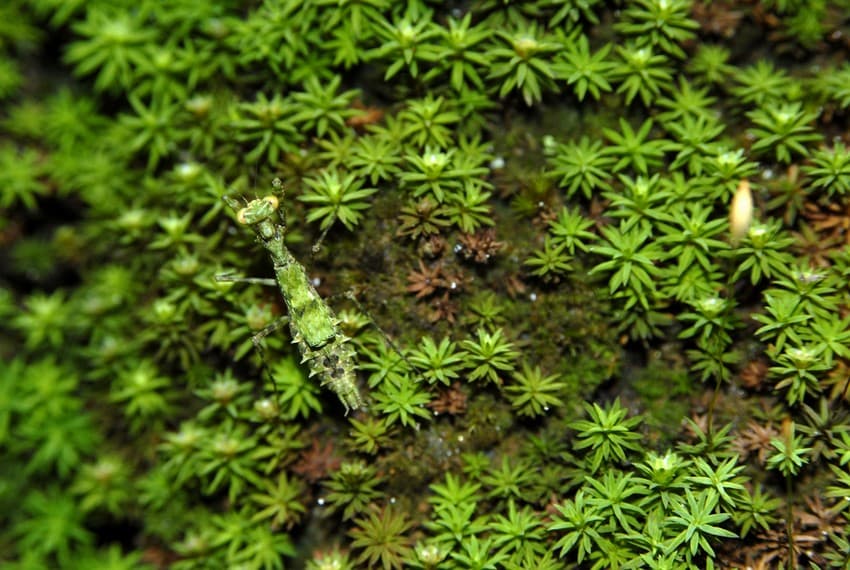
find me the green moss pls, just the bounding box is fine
[5,0,850,567]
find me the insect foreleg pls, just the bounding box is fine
[214,273,278,287]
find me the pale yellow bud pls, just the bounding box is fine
[730,179,753,244]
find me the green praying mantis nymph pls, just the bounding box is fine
[224,182,364,413]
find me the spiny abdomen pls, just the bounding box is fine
[295,333,363,412]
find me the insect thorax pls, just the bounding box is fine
[274,251,337,348]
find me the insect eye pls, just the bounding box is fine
[264,195,279,210]
[236,208,249,225]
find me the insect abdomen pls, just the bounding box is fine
[304,338,362,412]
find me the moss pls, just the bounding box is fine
[4,0,850,567]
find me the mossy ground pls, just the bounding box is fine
[3,1,850,569]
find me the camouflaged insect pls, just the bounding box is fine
[225,190,363,412]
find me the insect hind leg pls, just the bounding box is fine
[338,290,412,383]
